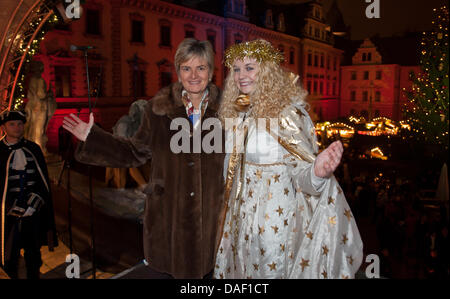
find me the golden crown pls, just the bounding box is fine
[224,39,285,68]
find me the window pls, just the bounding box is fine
[326,82,330,95]
[327,56,330,70]
[159,20,172,47]
[333,57,337,71]
[234,33,243,44]
[307,81,312,94]
[315,28,320,38]
[363,91,368,102]
[131,20,144,43]
[277,13,286,32]
[351,71,357,80]
[129,55,148,98]
[364,71,369,80]
[313,81,318,94]
[184,24,195,39]
[307,53,312,66]
[85,9,101,35]
[376,70,382,80]
[314,54,318,67]
[160,72,172,89]
[265,9,274,28]
[319,81,323,94]
[135,70,146,97]
[350,90,356,101]
[368,53,372,61]
[309,26,312,36]
[375,91,381,102]
[234,0,244,15]
[320,54,324,68]
[362,53,367,62]
[54,66,72,97]
[207,30,216,52]
[289,48,295,65]
[332,82,336,95]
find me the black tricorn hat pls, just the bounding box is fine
[0,110,27,125]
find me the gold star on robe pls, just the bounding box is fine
[265,213,270,221]
[246,177,251,185]
[300,258,310,272]
[347,255,354,265]
[248,189,253,198]
[328,216,337,227]
[322,245,329,256]
[280,244,285,252]
[255,170,262,180]
[260,248,266,256]
[284,219,288,226]
[273,174,280,183]
[258,225,265,235]
[245,234,249,242]
[220,247,223,254]
[276,206,284,216]
[220,273,224,279]
[267,179,271,186]
[342,234,348,245]
[268,262,277,271]
[342,275,349,279]
[289,252,294,260]
[321,270,328,279]
[344,209,353,221]
[227,267,231,273]
[306,231,314,240]
[284,188,289,195]
[268,192,273,200]
[328,196,335,205]
[271,225,279,234]
[253,264,259,271]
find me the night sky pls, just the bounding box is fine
[274,0,448,40]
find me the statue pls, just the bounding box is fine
[24,61,57,156]
[105,99,150,191]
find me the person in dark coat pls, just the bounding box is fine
[0,110,58,279]
[62,38,225,279]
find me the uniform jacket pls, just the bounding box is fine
[0,138,58,266]
[75,82,226,278]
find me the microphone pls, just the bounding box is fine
[70,45,96,51]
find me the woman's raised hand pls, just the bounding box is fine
[314,140,344,178]
[62,112,94,142]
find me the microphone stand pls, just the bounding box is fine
[83,49,96,280]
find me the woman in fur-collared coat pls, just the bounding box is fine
[63,39,225,279]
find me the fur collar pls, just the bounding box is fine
[152,82,221,116]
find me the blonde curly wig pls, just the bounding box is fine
[218,39,308,124]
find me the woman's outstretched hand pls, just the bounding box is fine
[314,140,344,178]
[62,112,94,142]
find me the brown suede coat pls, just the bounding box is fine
[75,82,225,278]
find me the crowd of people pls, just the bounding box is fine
[341,166,449,279]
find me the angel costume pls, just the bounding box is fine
[214,101,363,279]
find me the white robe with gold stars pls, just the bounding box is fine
[214,103,363,279]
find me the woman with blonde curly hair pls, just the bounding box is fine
[214,39,363,279]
